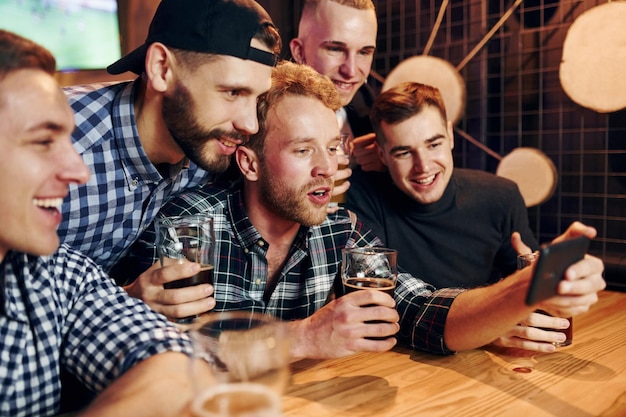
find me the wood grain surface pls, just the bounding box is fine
[282,290,626,417]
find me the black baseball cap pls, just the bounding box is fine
[107,0,278,75]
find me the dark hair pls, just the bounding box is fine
[0,30,56,80]
[370,82,448,146]
[245,61,342,159]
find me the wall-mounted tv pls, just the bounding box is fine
[0,0,122,71]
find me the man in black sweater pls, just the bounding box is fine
[346,82,582,352]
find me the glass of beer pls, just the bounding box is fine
[517,252,573,347]
[341,247,398,339]
[189,311,291,396]
[155,214,215,323]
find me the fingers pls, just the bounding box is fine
[351,133,386,172]
[351,132,377,148]
[159,293,216,321]
[332,178,351,196]
[539,255,605,316]
[551,221,597,244]
[331,163,352,197]
[511,231,532,255]
[493,324,565,352]
[346,289,397,308]
[131,262,216,320]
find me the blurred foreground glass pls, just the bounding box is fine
[517,252,573,347]
[190,383,281,417]
[189,311,291,395]
[156,214,215,323]
[341,247,398,340]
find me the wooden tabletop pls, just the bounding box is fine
[282,290,626,417]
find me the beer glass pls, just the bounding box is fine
[189,311,291,395]
[341,247,398,340]
[156,214,215,323]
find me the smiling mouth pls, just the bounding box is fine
[333,80,356,90]
[34,198,63,210]
[412,174,437,186]
[219,138,238,148]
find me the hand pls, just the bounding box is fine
[352,133,385,172]
[491,311,571,353]
[124,262,216,320]
[288,290,399,360]
[331,153,352,197]
[536,222,605,317]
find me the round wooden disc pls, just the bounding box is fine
[559,2,626,113]
[382,56,466,124]
[496,147,558,207]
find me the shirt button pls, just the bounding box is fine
[131,178,138,187]
[255,279,262,285]
[257,240,265,247]
[243,248,249,254]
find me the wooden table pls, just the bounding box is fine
[283,290,626,417]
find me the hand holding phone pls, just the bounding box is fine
[525,236,590,306]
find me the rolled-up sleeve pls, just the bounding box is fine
[395,272,466,355]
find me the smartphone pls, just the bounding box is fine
[525,236,590,306]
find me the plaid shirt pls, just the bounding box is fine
[128,183,465,355]
[0,245,191,417]
[58,80,212,273]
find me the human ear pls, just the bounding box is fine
[144,42,174,93]
[289,38,305,64]
[235,146,260,182]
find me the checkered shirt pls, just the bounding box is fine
[0,245,191,417]
[128,183,465,355]
[58,80,213,273]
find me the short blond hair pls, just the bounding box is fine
[246,61,342,157]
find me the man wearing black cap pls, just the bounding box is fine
[57,0,281,321]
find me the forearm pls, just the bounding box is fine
[443,269,535,351]
[79,352,192,417]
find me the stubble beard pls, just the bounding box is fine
[162,80,242,173]
[258,165,329,227]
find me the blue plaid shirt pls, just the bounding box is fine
[58,80,213,273]
[127,183,465,355]
[0,245,191,417]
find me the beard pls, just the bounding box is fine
[257,163,331,227]
[161,80,246,173]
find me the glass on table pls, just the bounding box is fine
[517,251,573,347]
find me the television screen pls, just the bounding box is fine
[0,0,122,71]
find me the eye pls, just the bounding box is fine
[429,140,443,149]
[224,89,243,99]
[394,150,410,159]
[31,138,54,150]
[325,46,345,56]
[328,145,339,155]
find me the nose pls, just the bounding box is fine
[58,142,90,185]
[312,149,337,178]
[233,99,260,136]
[412,152,429,173]
[339,53,357,78]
